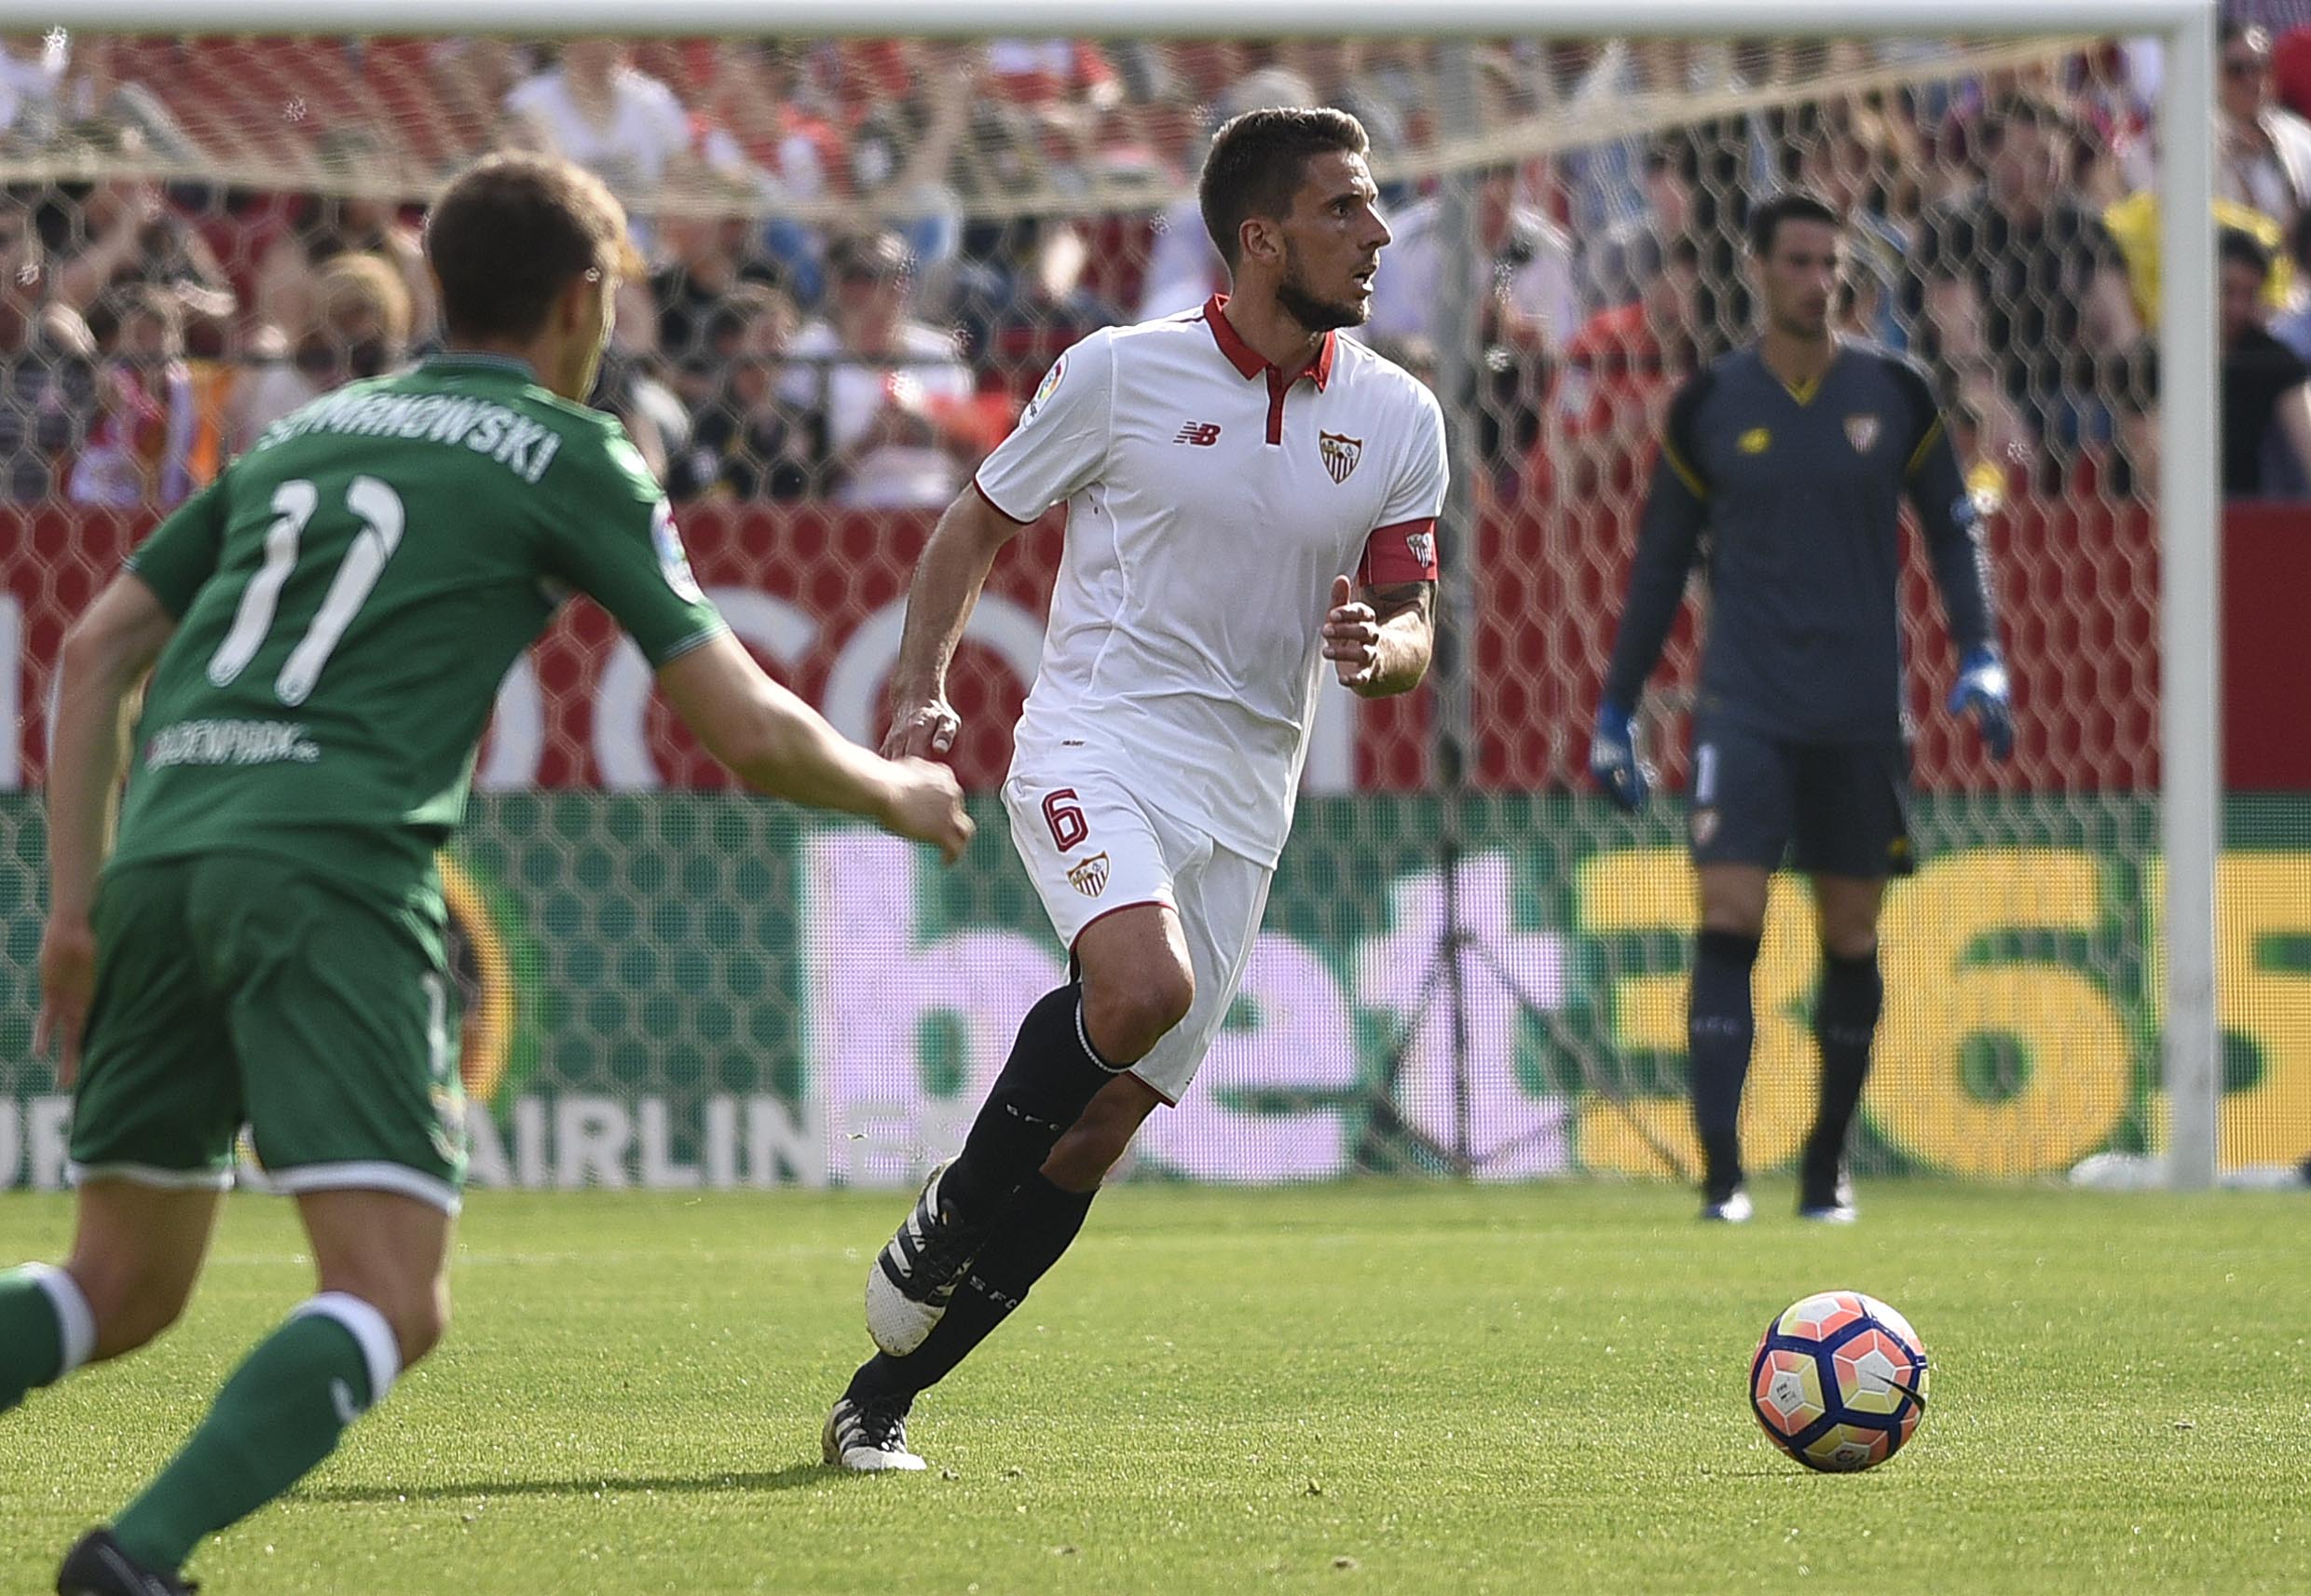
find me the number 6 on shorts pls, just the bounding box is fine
[1043,788,1088,852]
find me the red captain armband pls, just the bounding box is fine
[1357,517,1440,586]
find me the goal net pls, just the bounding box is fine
[0,24,2272,1191]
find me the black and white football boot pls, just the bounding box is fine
[1798,1156,1859,1223]
[1699,1180,1755,1223]
[1699,1136,1752,1222]
[866,1160,993,1357]
[55,1530,198,1596]
[821,1394,927,1473]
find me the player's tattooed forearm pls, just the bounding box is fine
[1363,581,1434,627]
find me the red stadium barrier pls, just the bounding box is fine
[0,496,2237,797]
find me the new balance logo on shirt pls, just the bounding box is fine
[1173,422,1222,446]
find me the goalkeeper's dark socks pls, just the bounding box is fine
[939,984,1123,1220]
[1689,928,1762,1189]
[110,1293,400,1573]
[1805,945,1883,1177]
[849,1172,1099,1402]
[0,1263,94,1414]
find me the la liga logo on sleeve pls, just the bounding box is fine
[1022,355,1066,425]
[652,501,705,604]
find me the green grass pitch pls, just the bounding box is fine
[2,1181,2304,1594]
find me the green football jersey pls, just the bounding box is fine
[110,351,726,912]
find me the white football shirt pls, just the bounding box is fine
[975,294,1447,866]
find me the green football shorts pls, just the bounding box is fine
[70,853,467,1214]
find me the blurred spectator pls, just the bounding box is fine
[2104,183,2290,331]
[1368,163,1578,357]
[958,214,1118,396]
[835,51,978,305]
[70,284,195,507]
[651,211,786,410]
[0,193,94,501]
[48,171,237,341]
[2271,204,2311,360]
[1794,102,1919,349]
[669,282,814,503]
[253,138,436,350]
[52,33,193,164]
[1912,92,2140,475]
[2217,21,2311,227]
[1369,161,1575,481]
[2121,227,2311,500]
[230,252,410,449]
[988,39,1122,116]
[589,344,689,484]
[780,229,978,509]
[505,41,692,204]
[0,30,66,147]
[1536,235,1704,502]
[431,37,536,161]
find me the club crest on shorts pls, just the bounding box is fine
[1319,430,1362,484]
[1405,526,1435,568]
[1692,808,1720,847]
[1066,852,1111,897]
[1846,413,1881,454]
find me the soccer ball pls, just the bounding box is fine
[1750,1290,1931,1472]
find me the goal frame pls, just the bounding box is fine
[10,0,2221,1187]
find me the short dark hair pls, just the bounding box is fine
[1197,106,1369,269]
[425,152,636,343]
[2221,225,2275,281]
[1747,189,1842,256]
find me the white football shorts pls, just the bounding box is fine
[1002,760,1275,1105]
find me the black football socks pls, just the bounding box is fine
[937,983,1124,1221]
[850,1172,1099,1401]
[1806,946,1883,1180]
[1689,928,1762,1194]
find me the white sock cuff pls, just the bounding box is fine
[21,1264,95,1376]
[292,1292,402,1407]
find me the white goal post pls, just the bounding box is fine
[0,0,2222,1188]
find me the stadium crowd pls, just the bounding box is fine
[0,28,2307,512]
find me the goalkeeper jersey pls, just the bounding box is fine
[110,351,726,912]
[1600,340,1999,744]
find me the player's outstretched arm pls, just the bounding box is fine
[1324,575,1433,698]
[882,485,1025,757]
[659,634,975,863]
[1902,394,2013,763]
[39,572,179,1083]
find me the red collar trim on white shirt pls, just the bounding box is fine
[1203,293,1335,390]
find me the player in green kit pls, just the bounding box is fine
[8,152,973,1596]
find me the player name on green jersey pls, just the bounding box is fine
[255,388,566,484]
[109,352,727,925]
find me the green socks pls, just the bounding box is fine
[0,1263,96,1413]
[112,1293,401,1573]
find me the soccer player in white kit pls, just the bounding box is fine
[824,108,1448,1471]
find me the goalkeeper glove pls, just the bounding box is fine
[1948,645,2015,762]
[1590,701,1652,812]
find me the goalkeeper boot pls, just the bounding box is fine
[1699,1133,1751,1222]
[55,1530,198,1596]
[866,1161,994,1357]
[822,1394,927,1473]
[1797,1153,1858,1223]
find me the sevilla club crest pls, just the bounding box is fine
[1320,431,1362,484]
[1067,852,1111,897]
[1845,414,1880,454]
